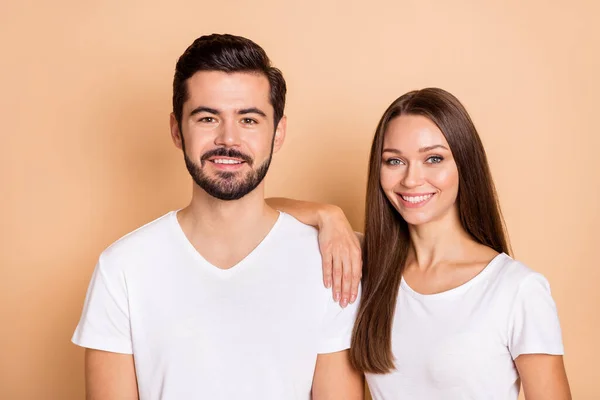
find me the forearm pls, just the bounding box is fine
[266,197,343,228]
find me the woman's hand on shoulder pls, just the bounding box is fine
[316,205,363,308]
[265,198,363,307]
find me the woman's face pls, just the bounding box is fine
[380,114,460,226]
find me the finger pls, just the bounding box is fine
[322,250,333,289]
[332,251,343,303]
[349,247,362,304]
[340,253,352,308]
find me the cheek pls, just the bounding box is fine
[240,128,272,152]
[380,168,400,192]
[184,127,213,149]
[248,134,271,153]
[429,165,459,194]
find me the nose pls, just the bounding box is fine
[214,119,241,147]
[401,163,425,188]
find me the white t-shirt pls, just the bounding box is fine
[366,253,564,400]
[72,211,359,400]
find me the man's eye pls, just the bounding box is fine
[199,117,216,123]
[242,118,257,124]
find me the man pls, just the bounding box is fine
[72,34,363,399]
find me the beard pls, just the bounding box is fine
[183,144,274,201]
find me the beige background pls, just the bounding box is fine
[1,0,599,399]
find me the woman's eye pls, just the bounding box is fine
[386,158,403,166]
[426,156,443,164]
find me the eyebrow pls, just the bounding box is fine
[189,106,267,118]
[190,106,219,117]
[238,107,267,118]
[383,144,449,154]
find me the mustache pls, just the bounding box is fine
[200,148,254,166]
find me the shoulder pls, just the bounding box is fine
[99,211,176,271]
[272,212,323,272]
[277,212,320,243]
[278,212,319,235]
[489,253,553,298]
[499,255,564,357]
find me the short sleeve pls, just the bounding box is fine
[71,254,133,354]
[508,273,564,359]
[317,286,361,354]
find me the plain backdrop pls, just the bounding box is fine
[1,0,599,398]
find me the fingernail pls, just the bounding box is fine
[350,294,356,303]
[325,279,331,289]
[334,291,341,302]
[341,297,348,308]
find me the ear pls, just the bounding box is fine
[170,113,183,150]
[272,115,287,154]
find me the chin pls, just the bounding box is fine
[399,213,434,226]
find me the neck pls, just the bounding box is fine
[178,182,278,243]
[407,207,474,270]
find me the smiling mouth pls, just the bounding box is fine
[399,193,435,204]
[211,159,243,165]
[208,157,246,166]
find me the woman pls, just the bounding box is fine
[268,88,570,399]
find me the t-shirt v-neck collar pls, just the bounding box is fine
[170,210,284,277]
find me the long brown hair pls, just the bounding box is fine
[350,88,511,373]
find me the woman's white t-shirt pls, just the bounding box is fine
[366,253,564,400]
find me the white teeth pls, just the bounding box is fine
[213,159,242,164]
[401,194,433,203]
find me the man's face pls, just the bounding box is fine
[170,71,286,201]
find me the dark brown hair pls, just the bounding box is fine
[350,88,511,373]
[172,33,286,130]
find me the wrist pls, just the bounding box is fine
[316,204,344,229]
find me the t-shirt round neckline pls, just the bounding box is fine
[400,252,508,300]
[169,210,285,276]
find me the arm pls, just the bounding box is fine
[312,350,364,400]
[85,348,139,400]
[266,197,339,228]
[266,198,362,307]
[515,354,571,400]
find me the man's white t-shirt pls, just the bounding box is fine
[72,211,359,400]
[366,253,564,400]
